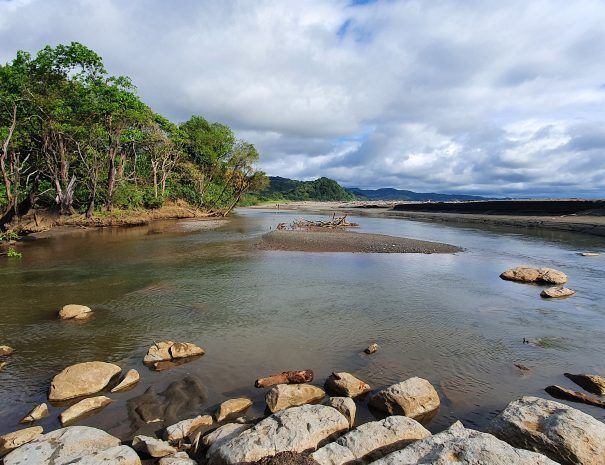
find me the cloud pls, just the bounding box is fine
[1,0,604,197]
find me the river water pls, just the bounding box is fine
[1,209,604,439]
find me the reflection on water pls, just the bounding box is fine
[1,209,605,438]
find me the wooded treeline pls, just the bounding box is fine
[0,42,267,228]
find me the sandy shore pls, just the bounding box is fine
[259,229,462,253]
[249,201,605,237]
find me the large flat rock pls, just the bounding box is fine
[368,377,440,420]
[49,362,121,401]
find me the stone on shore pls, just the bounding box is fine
[325,372,371,397]
[208,404,349,465]
[20,403,49,423]
[203,423,254,459]
[164,414,213,443]
[132,435,177,458]
[545,385,605,408]
[324,397,356,428]
[565,373,605,395]
[60,396,112,426]
[143,341,205,364]
[365,343,379,354]
[0,426,43,455]
[0,345,13,356]
[368,377,440,420]
[488,396,605,465]
[2,426,129,465]
[111,369,140,393]
[541,287,576,298]
[159,452,197,465]
[312,416,430,465]
[372,421,557,465]
[49,361,122,401]
[266,384,326,413]
[59,304,93,320]
[215,398,253,422]
[500,267,568,284]
[0,361,8,371]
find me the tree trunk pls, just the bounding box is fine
[105,150,117,211]
[255,370,314,388]
[223,189,245,217]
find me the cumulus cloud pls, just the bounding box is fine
[1,0,604,196]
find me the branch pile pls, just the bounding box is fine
[276,215,359,231]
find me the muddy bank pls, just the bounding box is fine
[258,230,461,253]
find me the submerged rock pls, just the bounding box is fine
[365,343,379,354]
[111,368,140,393]
[372,421,556,465]
[324,397,356,428]
[215,398,253,422]
[489,396,605,465]
[2,426,130,465]
[565,373,605,395]
[540,287,576,298]
[132,435,177,458]
[579,252,599,257]
[0,426,43,455]
[49,361,121,401]
[368,377,440,420]
[58,304,93,320]
[0,345,14,356]
[20,403,49,423]
[312,416,430,465]
[60,396,112,426]
[143,341,204,364]
[265,384,326,413]
[500,267,568,285]
[325,372,371,397]
[164,414,213,443]
[208,404,349,465]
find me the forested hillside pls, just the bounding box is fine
[0,42,267,228]
[252,176,356,202]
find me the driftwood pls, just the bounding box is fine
[277,215,358,231]
[545,385,605,408]
[255,369,314,388]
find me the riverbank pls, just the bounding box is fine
[248,201,605,237]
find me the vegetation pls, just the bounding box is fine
[247,176,357,203]
[0,42,267,229]
[6,247,22,258]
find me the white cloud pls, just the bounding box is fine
[1,0,604,196]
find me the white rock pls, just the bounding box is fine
[20,403,49,423]
[372,421,558,465]
[59,304,93,320]
[368,377,440,420]
[164,414,213,443]
[203,423,253,459]
[60,396,112,426]
[265,383,326,413]
[208,404,349,465]
[111,369,140,392]
[132,435,177,458]
[312,416,430,465]
[325,397,356,428]
[49,361,121,401]
[489,396,605,465]
[64,446,140,464]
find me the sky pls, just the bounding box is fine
[1,0,604,197]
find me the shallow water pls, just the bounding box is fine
[1,209,604,439]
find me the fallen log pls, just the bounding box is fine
[255,369,314,388]
[545,385,605,408]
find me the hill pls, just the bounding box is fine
[258,176,356,201]
[348,187,488,202]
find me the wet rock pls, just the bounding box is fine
[158,452,197,465]
[368,377,440,420]
[132,435,177,458]
[540,287,576,298]
[565,373,605,395]
[500,267,568,285]
[0,426,43,455]
[312,416,430,465]
[60,396,112,426]
[0,361,8,371]
[3,426,123,465]
[215,398,253,422]
[20,403,49,423]
[143,341,204,364]
[256,451,320,465]
[266,384,326,413]
[372,421,557,465]
[0,345,13,356]
[579,252,599,257]
[325,372,371,397]
[324,397,356,428]
[59,304,93,320]
[489,395,605,465]
[208,404,349,465]
[49,361,121,401]
[365,343,379,354]
[111,369,140,393]
[165,414,213,443]
[545,385,605,408]
[203,423,254,459]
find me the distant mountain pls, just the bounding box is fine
[261,176,356,201]
[347,187,488,202]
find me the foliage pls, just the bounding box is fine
[0,230,18,242]
[7,247,22,258]
[0,42,265,227]
[254,176,356,202]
